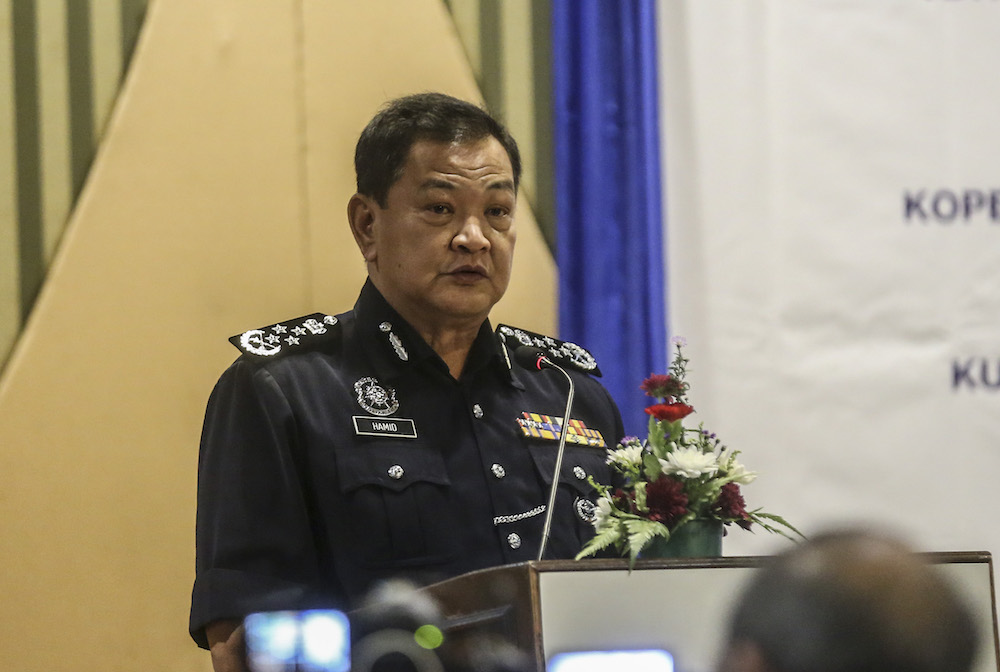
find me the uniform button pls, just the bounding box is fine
[573,466,587,480]
[387,465,404,480]
[491,463,506,479]
[472,403,484,419]
[507,533,522,550]
[378,321,392,332]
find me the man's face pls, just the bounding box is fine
[352,136,517,332]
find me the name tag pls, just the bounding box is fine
[353,416,417,439]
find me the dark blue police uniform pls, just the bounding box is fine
[189,280,624,647]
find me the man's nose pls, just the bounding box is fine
[453,216,491,252]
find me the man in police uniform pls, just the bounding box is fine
[190,93,624,671]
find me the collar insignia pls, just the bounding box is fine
[354,376,399,416]
[388,332,408,361]
[379,321,409,362]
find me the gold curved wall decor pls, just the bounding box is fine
[0,1,556,670]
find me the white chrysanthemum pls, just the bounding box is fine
[659,447,719,479]
[726,460,757,485]
[606,443,644,469]
[717,447,757,484]
[592,496,614,530]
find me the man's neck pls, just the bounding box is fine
[417,323,482,379]
[367,279,490,379]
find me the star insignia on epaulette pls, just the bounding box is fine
[495,324,602,377]
[231,313,340,359]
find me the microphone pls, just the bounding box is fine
[513,346,554,372]
[513,346,576,561]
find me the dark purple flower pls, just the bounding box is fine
[646,476,689,527]
[714,482,751,528]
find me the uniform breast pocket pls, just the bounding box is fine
[526,444,612,547]
[334,441,457,569]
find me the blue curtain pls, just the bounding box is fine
[551,0,667,437]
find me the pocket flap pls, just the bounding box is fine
[335,442,450,494]
[527,444,607,495]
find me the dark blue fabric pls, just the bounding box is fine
[552,0,667,436]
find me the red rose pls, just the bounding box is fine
[644,402,695,422]
[640,374,686,399]
[714,482,751,527]
[645,476,689,526]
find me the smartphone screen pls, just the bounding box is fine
[244,609,350,672]
[548,649,674,672]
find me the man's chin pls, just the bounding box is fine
[432,290,501,323]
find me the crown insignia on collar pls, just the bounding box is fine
[230,313,340,360]
[495,324,602,377]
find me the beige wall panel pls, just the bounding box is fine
[500,0,537,197]
[301,0,556,333]
[90,0,125,137]
[447,0,483,80]
[36,0,72,262]
[1,0,18,362]
[0,0,304,670]
[0,0,555,671]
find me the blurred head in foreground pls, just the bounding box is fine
[718,529,979,672]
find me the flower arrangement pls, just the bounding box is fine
[577,338,800,564]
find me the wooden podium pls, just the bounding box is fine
[422,554,1000,672]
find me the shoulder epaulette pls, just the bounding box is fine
[495,324,602,377]
[230,313,340,360]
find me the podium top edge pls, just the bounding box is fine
[419,553,992,595]
[427,552,994,577]
[525,551,992,573]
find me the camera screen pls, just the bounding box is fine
[244,609,350,672]
[548,649,674,672]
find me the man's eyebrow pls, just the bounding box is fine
[419,178,455,192]
[417,178,516,193]
[486,178,516,193]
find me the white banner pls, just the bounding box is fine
[658,1,1000,560]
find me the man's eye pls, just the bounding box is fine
[429,204,452,215]
[486,207,510,218]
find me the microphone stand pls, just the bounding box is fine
[537,360,575,562]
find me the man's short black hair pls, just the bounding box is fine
[354,92,522,207]
[726,529,979,672]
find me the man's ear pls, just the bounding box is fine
[348,193,378,262]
